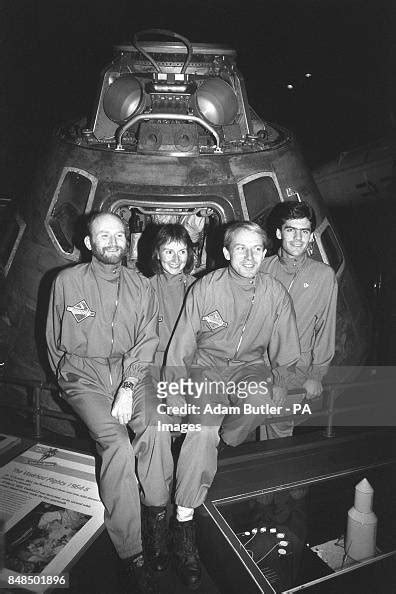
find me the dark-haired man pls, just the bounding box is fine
[261,200,338,438]
[164,221,300,589]
[46,212,173,594]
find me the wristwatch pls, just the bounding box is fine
[121,381,135,391]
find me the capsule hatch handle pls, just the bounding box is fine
[115,113,222,153]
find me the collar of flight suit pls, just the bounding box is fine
[227,265,257,286]
[278,248,308,274]
[160,271,188,286]
[90,257,122,280]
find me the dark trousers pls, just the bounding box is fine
[59,355,173,558]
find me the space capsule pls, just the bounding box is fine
[0,30,370,433]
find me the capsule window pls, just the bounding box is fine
[319,225,344,273]
[0,199,26,275]
[46,169,97,260]
[241,176,280,227]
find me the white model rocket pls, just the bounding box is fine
[345,478,377,561]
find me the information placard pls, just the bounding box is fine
[0,443,104,591]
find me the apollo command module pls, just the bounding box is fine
[0,30,370,434]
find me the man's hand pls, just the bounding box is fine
[272,385,287,406]
[166,392,187,415]
[111,387,133,425]
[303,378,323,400]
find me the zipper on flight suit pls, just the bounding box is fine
[108,274,121,387]
[287,256,307,292]
[227,280,256,365]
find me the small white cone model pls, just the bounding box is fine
[345,478,377,561]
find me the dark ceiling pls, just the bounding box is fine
[1,0,393,193]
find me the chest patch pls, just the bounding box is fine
[66,300,96,323]
[202,310,228,331]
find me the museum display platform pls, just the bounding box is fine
[1,418,395,593]
[197,428,396,593]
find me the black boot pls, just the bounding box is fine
[142,505,169,572]
[172,519,202,590]
[122,553,160,594]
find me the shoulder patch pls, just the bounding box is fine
[202,310,228,331]
[66,300,96,323]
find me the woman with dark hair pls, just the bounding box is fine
[136,224,195,575]
[149,223,196,368]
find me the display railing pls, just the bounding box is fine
[0,373,392,441]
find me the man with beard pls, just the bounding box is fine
[46,212,172,594]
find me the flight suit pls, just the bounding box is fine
[165,266,300,508]
[261,251,338,438]
[46,258,173,558]
[149,271,195,368]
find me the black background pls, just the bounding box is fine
[2,0,393,177]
